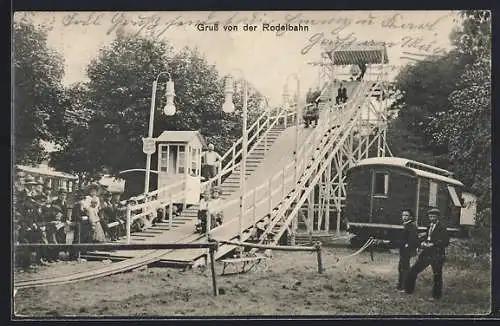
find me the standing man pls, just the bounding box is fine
[336,84,343,104]
[201,144,221,182]
[397,209,419,292]
[404,207,450,300]
[341,85,348,103]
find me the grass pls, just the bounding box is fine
[13,241,491,317]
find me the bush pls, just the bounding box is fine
[468,207,491,255]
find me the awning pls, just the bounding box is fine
[447,186,462,207]
[327,43,389,65]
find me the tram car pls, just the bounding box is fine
[119,169,158,200]
[344,157,470,246]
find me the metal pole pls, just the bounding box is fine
[208,240,219,296]
[239,79,248,241]
[144,80,158,194]
[168,193,173,230]
[126,204,131,244]
[315,241,323,274]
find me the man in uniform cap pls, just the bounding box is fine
[52,188,70,245]
[397,208,419,292]
[404,207,450,300]
[201,144,221,182]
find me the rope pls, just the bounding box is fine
[335,238,374,263]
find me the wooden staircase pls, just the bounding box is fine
[219,125,285,200]
[82,205,199,261]
[127,205,199,242]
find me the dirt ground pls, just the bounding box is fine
[13,240,491,317]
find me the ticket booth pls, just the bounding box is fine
[155,130,205,204]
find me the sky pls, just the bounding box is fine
[16,11,461,106]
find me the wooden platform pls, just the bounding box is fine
[82,206,202,265]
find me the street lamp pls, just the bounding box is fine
[222,70,248,241]
[144,71,176,194]
[282,84,291,106]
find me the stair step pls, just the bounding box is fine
[130,237,147,241]
[132,233,157,238]
[223,179,241,184]
[141,230,164,234]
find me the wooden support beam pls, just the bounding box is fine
[14,243,219,251]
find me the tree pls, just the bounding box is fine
[13,18,66,165]
[51,31,265,178]
[385,117,439,166]
[390,10,491,239]
[433,11,491,221]
[392,52,468,154]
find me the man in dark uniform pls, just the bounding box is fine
[336,84,343,104]
[30,181,51,265]
[397,209,419,291]
[341,85,348,103]
[69,190,89,259]
[52,188,70,246]
[404,207,450,300]
[310,87,322,104]
[99,191,113,240]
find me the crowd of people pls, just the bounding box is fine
[13,174,174,269]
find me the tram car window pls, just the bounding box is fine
[119,169,158,201]
[344,157,465,247]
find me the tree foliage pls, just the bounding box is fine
[50,31,265,178]
[388,10,491,232]
[13,19,66,165]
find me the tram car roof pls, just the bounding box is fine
[16,164,78,180]
[349,157,464,187]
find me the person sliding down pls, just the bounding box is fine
[196,191,210,233]
[208,187,223,228]
[336,84,343,104]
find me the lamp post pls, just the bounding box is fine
[222,70,247,241]
[144,71,176,194]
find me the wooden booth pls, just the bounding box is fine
[344,157,467,244]
[155,130,205,204]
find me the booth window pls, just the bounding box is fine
[373,172,389,196]
[178,146,185,174]
[191,147,198,175]
[429,181,438,207]
[447,185,462,207]
[160,146,169,172]
[52,178,60,190]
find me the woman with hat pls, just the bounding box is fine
[85,197,107,243]
[404,207,450,300]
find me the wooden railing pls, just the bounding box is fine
[124,179,186,243]
[255,82,371,242]
[200,103,292,193]
[206,81,368,239]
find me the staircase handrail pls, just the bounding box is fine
[257,81,372,242]
[295,81,365,182]
[259,81,380,243]
[201,104,290,192]
[206,82,370,238]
